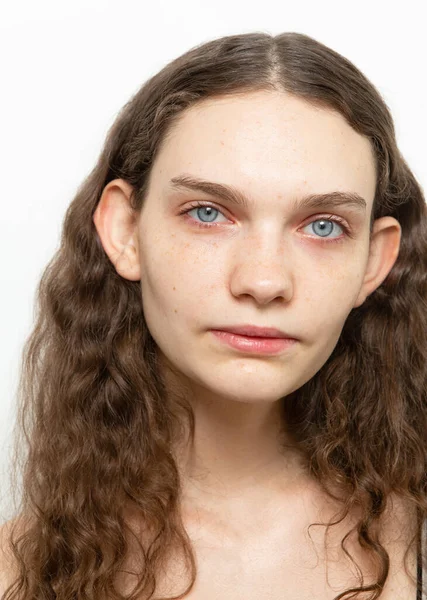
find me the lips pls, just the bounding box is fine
[212,325,296,339]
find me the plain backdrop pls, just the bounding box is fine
[0,0,426,522]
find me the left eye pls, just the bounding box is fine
[182,204,348,240]
[303,218,345,239]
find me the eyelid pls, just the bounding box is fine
[178,200,355,239]
[177,200,232,221]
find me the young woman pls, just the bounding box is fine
[1,31,426,600]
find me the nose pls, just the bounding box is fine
[229,234,294,305]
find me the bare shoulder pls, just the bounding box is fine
[378,493,419,599]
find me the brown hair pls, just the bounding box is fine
[2,31,426,600]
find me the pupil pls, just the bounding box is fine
[199,207,216,222]
[314,220,332,237]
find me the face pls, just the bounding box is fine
[99,90,400,405]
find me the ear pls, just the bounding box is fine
[92,179,141,281]
[353,216,402,308]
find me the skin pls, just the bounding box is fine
[93,90,403,546]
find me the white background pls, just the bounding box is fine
[0,0,426,521]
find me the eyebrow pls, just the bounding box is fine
[168,174,367,213]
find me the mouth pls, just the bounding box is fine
[210,329,298,355]
[212,324,297,339]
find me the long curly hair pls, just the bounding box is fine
[2,31,426,600]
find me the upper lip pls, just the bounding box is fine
[212,325,297,339]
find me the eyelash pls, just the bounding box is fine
[178,201,354,244]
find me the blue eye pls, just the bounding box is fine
[180,202,351,242]
[302,219,345,239]
[187,205,226,224]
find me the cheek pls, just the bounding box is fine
[140,233,220,315]
[301,261,366,324]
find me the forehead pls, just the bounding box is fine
[154,90,377,204]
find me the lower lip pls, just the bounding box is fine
[210,330,297,355]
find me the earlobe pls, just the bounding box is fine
[92,179,141,282]
[353,216,401,308]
